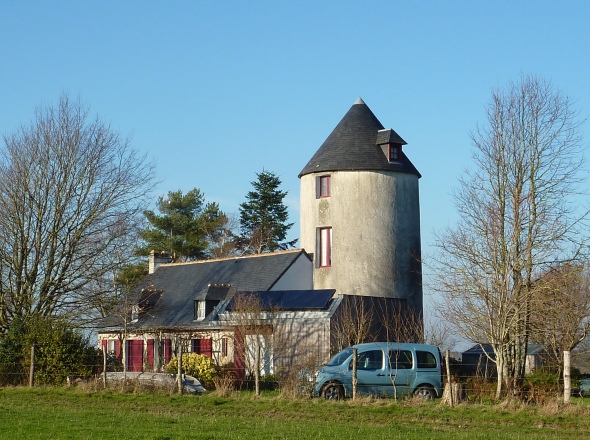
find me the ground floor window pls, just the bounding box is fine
[192,338,213,358]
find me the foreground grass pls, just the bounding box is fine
[1,387,590,439]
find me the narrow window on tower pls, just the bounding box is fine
[318,227,332,267]
[316,175,331,198]
[320,175,330,197]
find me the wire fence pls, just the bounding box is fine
[0,340,584,405]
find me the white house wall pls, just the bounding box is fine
[269,253,313,291]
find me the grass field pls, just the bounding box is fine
[1,386,590,439]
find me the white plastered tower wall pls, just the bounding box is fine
[300,170,422,311]
[298,98,423,314]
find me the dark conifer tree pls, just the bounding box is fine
[239,170,296,254]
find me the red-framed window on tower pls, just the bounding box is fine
[318,227,332,267]
[319,175,330,198]
[316,175,331,198]
[388,144,400,162]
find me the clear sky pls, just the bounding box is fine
[2,1,590,318]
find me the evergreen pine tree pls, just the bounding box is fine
[139,189,228,261]
[239,170,296,254]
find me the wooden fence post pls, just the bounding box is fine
[564,350,571,405]
[29,343,36,387]
[352,348,358,400]
[442,349,465,406]
[446,350,453,407]
[102,345,107,387]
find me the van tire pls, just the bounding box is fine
[413,386,436,400]
[322,383,344,400]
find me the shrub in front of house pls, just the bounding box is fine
[164,353,218,388]
[0,316,101,386]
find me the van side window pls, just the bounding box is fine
[352,350,383,370]
[388,350,413,369]
[416,351,438,368]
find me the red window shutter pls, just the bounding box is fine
[233,330,245,383]
[127,340,144,372]
[191,339,200,354]
[164,339,172,364]
[147,339,155,369]
[200,338,213,358]
[101,339,107,350]
[115,340,121,360]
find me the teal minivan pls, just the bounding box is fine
[314,342,443,400]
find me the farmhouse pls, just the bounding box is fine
[461,343,546,377]
[98,98,424,377]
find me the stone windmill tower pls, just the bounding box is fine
[299,98,423,314]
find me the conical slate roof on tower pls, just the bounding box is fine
[298,98,421,178]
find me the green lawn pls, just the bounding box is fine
[1,387,590,439]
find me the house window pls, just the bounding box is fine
[192,338,213,358]
[388,144,399,162]
[131,305,139,322]
[319,175,330,198]
[221,337,228,357]
[107,339,116,353]
[318,227,332,267]
[195,300,206,320]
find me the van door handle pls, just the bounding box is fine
[377,373,385,377]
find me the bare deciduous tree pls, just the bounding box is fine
[432,75,588,398]
[530,263,590,374]
[376,298,423,344]
[0,95,155,331]
[230,292,274,396]
[209,213,240,259]
[331,295,376,353]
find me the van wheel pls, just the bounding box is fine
[322,383,344,400]
[413,386,436,400]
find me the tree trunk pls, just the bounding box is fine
[122,336,127,380]
[177,344,183,394]
[495,357,504,399]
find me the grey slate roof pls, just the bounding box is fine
[462,343,544,356]
[299,98,421,178]
[99,249,312,331]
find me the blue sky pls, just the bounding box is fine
[2,1,590,317]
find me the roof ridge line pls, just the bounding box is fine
[158,248,305,267]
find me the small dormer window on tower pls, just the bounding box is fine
[376,128,407,163]
[388,144,399,162]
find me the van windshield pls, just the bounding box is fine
[326,348,354,366]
